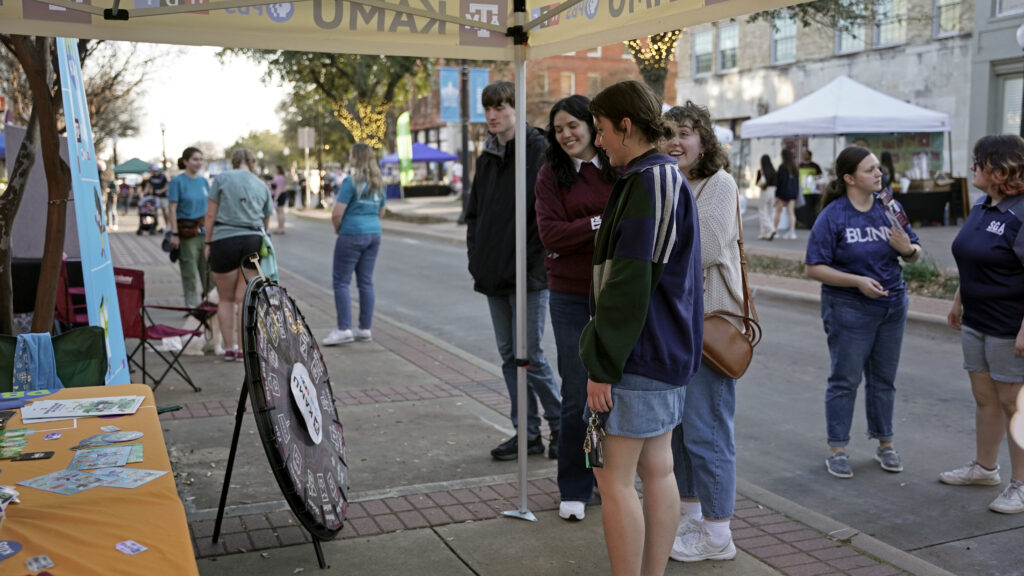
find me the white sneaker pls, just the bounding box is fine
[353,328,373,342]
[670,529,737,562]
[675,515,701,539]
[558,501,585,521]
[939,461,1001,486]
[783,229,798,240]
[322,329,354,345]
[989,480,1024,514]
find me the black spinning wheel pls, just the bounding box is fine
[213,271,348,566]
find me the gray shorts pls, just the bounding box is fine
[586,373,685,439]
[962,325,1024,383]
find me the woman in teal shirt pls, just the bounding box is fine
[168,146,211,308]
[323,143,386,346]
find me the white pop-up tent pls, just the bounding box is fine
[0,0,799,521]
[740,75,951,138]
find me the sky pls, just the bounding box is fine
[113,44,291,166]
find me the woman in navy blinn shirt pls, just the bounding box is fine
[944,135,1024,515]
[804,146,921,480]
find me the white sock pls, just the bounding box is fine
[679,501,702,521]
[703,519,732,547]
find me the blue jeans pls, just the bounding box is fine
[672,361,736,520]
[486,290,561,440]
[332,234,381,330]
[549,291,594,502]
[821,292,908,447]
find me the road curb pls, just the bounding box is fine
[737,478,959,576]
[751,285,949,328]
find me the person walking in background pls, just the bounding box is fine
[146,165,170,231]
[662,101,742,563]
[271,165,289,234]
[805,146,921,479]
[772,148,799,240]
[535,95,618,522]
[204,148,273,361]
[880,151,897,191]
[755,155,776,240]
[944,134,1024,514]
[168,146,211,308]
[104,173,119,231]
[582,80,703,576]
[466,80,561,461]
[323,143,386,346]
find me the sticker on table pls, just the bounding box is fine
[0,540,21,562]
[68,445,131,470]
[43,432,61,440]
[100,425,121,433]
[91,468,167,489]
[18,469,105,495]
[26,554,54,571]
[71,431,144,450]
[115,539,147,555]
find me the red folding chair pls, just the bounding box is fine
[114,267,205,392]
[55,257,89,329]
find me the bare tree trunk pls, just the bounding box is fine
[0,110,39,334]
[640,67,667,103]
[9,36,69,334]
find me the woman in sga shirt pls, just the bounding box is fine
[804,146,921,480]
[944,134,1024,515]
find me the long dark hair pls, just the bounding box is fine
[880,151,895,183]
[662,101,730,180]
[821,146,873,210]
[544,96,618,188]
[589,80,670,145]
[780,148,798,178]
[759,154,776,187]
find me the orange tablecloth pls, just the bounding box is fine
[0,385,198,575]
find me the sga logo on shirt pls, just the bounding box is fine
[985,220,1006,236]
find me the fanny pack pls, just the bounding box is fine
[178,219,201,238]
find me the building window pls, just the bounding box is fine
[587,73,602,96]
[933,0,960,37]
[771,13,797,64]
[535,72,548,97]
[560,72,575,96]
[693,29,713,76]
[874,0,906,46]
[718,22,738,72]
[587,46,601,57]
[836,0,865,55]
[997,0,1024,16]
[1000,75,1023,135]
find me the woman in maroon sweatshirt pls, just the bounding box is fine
[535,95,618,523]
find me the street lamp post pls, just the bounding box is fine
[257,150,264,176]
[112,135,119,168]
[1017,24,1024,137]
[160,122,167,171]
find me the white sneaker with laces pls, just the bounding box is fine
[670,529,737,562]
[783,229,798,240]
[558,501,585,521]
[353,328,373,342]
[939,461,1001,486]
[675,515,701,539]
[989,480,1024,514]
[322,329,354,346]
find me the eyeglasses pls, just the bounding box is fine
[970,160,980,171]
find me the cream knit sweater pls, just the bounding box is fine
[691,169,744,323]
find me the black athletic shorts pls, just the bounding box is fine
[208,234,262,273]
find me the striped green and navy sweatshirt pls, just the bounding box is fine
[579,149,703,387]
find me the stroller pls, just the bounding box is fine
[137,196,159,235]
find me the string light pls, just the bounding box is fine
[333,100,389,149]
[625,30,681,72]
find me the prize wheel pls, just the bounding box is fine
[241,274,349,540]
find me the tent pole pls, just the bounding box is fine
[502,0,536,524]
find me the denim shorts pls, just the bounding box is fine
[586,373,685,439]
[962,325,1024,383]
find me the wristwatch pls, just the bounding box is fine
[902,245,918,259]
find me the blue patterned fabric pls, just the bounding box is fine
[13,333,64,392]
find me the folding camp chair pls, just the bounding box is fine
[55,257,90,329]
[0,326,108,393]
[114,267,204,392]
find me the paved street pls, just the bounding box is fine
[105,203,1021,575]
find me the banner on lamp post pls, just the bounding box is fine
[396,111,413,186]
[439,67,460,124]
[469,68,490,123]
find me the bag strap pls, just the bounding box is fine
[733,191,761,344]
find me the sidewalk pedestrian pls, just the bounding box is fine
[773,148,799,240]
[662,101,741,563]
[271,165,289,234]
[582,80,703,576]
[168,146,211,308]
[535,95,617,521]
[323,143,386,346]
[204,148,273,361]
[465,80,561,461]
[147,165,170,231]
[805,145,921,480]
[943,134,1024,514]
[755,154,776,240]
